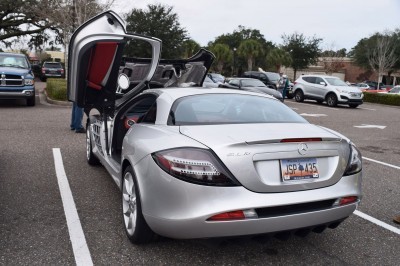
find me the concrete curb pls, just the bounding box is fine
[43,90,72,107]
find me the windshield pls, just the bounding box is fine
[169,94,307,125]
[265,72,280,82]
[325,78,348,86]
[209,73,225,83]
[241,79,266,87]
[0,54,29,69]
[43,62,62,68]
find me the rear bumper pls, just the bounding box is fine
[133,155,362,239]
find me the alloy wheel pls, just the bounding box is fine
[122,172,137,236]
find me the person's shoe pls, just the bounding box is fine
[70,128,75,131]
[75,128,86,133]
[393,215,400,225]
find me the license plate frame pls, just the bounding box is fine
[281,158,319,181]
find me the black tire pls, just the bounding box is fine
[122,166,156,244]
[349,104,359,108]
[287,94,294,99]
[86,125,100,165]
[326,93,338,107]
[294,90,304,102]
[27,96,35,106]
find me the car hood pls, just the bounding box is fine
[0,67,30,76]
[333,86,362,93]
[68,10,214,114]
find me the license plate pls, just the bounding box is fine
[281,158,319,181]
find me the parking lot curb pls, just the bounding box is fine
[44,90,72,107]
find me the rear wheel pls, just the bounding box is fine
[326,93,338,107]
[349,104,359,108]
[294,90,304,102]
[86,125,100,165]
[122,166,156,244]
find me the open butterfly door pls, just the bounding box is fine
[68,10,161,113]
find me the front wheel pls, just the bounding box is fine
[294,90,304,102]
[326,94,338,107]
[122,166,156,244]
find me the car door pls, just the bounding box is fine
[313,77,328,99]
[302,76,316,97]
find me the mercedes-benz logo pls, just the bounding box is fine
[298,143,308,155]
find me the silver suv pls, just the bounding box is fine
[293,75,363,108]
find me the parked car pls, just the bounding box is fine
[242,70,280,89]
[207,73,225,84]
[220,77,283,101]
[293,74,364,108]
[381,85,400,94]
[69,11,363,244]
[358,84,390,93]
[0,52,36,106]
[41,61,65,81]
[363,80,385,90]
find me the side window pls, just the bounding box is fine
[229,79,240,87]
[260,74,268,81]
[253,73,260,79]
[303,77,316,84]
[125,95,157,124]
[315,77,325,85]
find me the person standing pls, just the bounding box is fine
[70,102,85,133]
[282,74,289,102]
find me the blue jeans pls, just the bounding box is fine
[70,102,84,131]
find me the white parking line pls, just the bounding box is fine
[287,101,339,110]
[354,210,400,235]
[363,157,400,170]
[358,107,376,111]
[53,148,93,266]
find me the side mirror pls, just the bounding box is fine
[320,82,326,86]
[116,73,130,94]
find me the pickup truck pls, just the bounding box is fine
[0,52,35,106]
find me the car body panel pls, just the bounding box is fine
[220,78,283,101]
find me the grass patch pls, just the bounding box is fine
[363,92,400,106]
[46,78,67,101]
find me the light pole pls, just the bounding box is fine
[232,47,237,77]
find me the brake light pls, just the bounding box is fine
[61,69,64,74]
[207,209,258,221]
[333,196,358,206]
[281,138,322,143]
[42,68,46,73]
[152,148,240,186]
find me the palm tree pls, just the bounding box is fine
[209,43,232,74]
[266,48,292,73]
[238,39,263,71]
[182,39,201,58]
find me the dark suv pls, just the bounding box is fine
[41,61,65,81]
[0,52,36,106]
[242,71,280,89]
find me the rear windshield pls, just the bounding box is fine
[43,62,62,68]
[241,79,265,87]
[169,94,307,125]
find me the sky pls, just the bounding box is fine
[113,0,400,51]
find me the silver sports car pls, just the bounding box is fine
[68,11,362,244]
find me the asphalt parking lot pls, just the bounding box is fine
[0,85,399,265]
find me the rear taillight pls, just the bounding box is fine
[152,148,240,186]
[280,138,322,143]
[344,144,362,176]
[41,68,46,73]
[333,196,358,206]
[61,69,64,74]
[207,209,257,221]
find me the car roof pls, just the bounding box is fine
[147,87,276,100]
[300,74,340,79]
[0,52,26,58]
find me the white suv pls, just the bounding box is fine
[293,75,363,108]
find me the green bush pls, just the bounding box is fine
[363,92,400,106]
[46,78,67,101]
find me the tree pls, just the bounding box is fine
[0,0,56,47]
[282,32,322,80]
[368,34,397,89]
[238,39,263,71]
[266,48,292,73]
[320,43,346,74]
[182,39,200,58]
[209,43,232,74]
[125,4,188,59]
